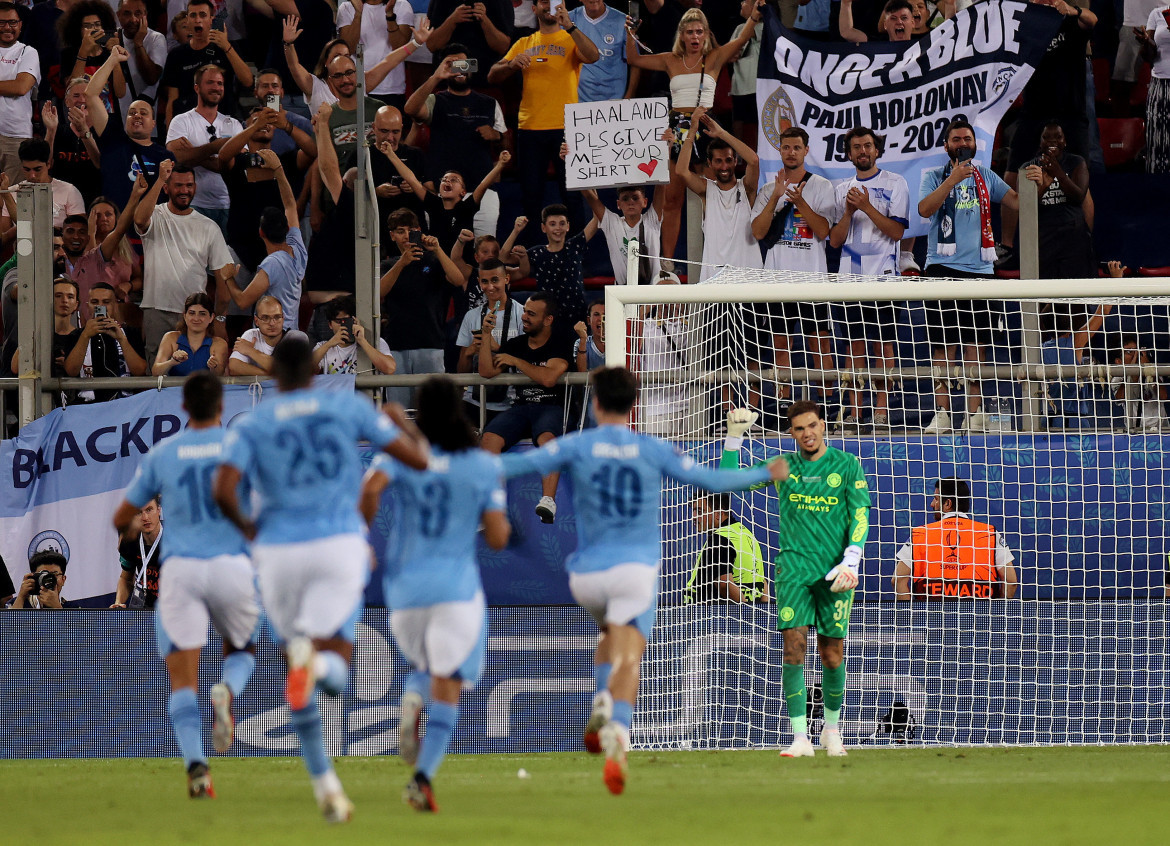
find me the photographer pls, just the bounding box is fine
[63,281,148,403]
[9,551,70,609]
[111,496,162,609]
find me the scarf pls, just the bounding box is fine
[938,160,996,262]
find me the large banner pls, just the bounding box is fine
[756,0,1062,236]
[0,378,352,602]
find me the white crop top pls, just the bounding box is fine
[669,71,715,109]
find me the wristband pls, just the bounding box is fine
[565,24,578,34]
[410,37,424,49]
[722,436,744,452]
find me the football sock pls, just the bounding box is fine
[314,651,349,697]
[417,702,459,779]
[290,699,331,778]
[404,669,430,701]
[611,699,633,731]
[167,688,205,769]
[822,662,846,727]
[593,662,613,695]
[782,664,809,737]
[220,650,256,698]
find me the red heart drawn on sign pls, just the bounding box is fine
[637,160,658,178]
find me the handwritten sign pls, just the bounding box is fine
[564,97,670,191]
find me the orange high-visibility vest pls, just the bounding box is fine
[910,516,1000,599]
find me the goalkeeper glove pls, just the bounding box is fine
[723,408,758,451]
[825,546,862,593]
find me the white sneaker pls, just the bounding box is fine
[924,409,951,434]
[210,683,234,754]
[966,411,988,432]
[820,728,847,757]
[584,690,613,754]
[870,414,890,433]
[535,496,557,524]
[840,415,860,435]
[320,791,354,824]
[899,250,920,274]
[780,735,816,758]
[599,721,630,795]
[398,691,424,767]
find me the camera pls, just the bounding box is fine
[245,152,266,168]
[93,305,108,320]
[33,570,58,592]
[451,58,478,74]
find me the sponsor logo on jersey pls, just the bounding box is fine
[788,493,839,512]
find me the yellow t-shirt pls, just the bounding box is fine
[503,30,584,131]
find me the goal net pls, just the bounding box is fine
[604,267,1170,748]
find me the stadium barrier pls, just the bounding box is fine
[2,603,1165,758]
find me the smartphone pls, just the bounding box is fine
[408,230,423,247]
[451,58,478,74]
[550,0,563,14]
[265,93,279,111]
[245,152,266,168]
[95,31,115,47]
[340,316,354,341]
[93,305,108,320]
[956,147,975,163]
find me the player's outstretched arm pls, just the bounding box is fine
[481,509,510,550]
[499,439,569,479]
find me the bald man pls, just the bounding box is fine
[85,47,176,208]
[365,104,427,232]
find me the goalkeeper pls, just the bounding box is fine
[720,400,871,757]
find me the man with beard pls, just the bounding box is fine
[324,54,382,163]
[134,159,236,362]
[228,294,287,376]
[158,0,254,130]
[115,0,166,118]
[918,118,1019,434]
[363,105,426,237]
[404,46,506,236]
[828,126,909,433]
[675,106,761,283]
[166,65,245,232]
[751,125,836,409]
[86,47,175,208]
[0,2,39,186]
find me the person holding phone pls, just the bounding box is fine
[57,0,126,102]
[379,208,466,408]
[455,258,524,425]
[312,294,397,375]
[917,118,1020,434]
[64,280,149,402]
[425,0,513,84]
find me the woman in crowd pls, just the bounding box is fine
[1138,4,1170,173]
[625,4,764,268]
[57,0,125,103]
[152,293,228,376]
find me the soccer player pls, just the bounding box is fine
[501,366,788,794]
[720,402,871,757]
[359,376,511,813]
[112,372,261,799]
[212,337,429,823]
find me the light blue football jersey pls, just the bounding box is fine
[221,387,400,544]
[502,424,771,573]
[125,426,247,560]
[374,447,506,609]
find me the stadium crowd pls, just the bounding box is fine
[0,0,1166,439]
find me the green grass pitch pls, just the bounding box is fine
[3,747,1168,845]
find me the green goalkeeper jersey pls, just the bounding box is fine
[722,445,871,572]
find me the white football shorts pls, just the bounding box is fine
[390,592,487,687]
[569,562,659,637]
[156,553,260,654]
[252,533,369,643]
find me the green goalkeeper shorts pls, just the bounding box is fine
[774,554,854,638]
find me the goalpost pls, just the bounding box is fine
[604,268,1170,748]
